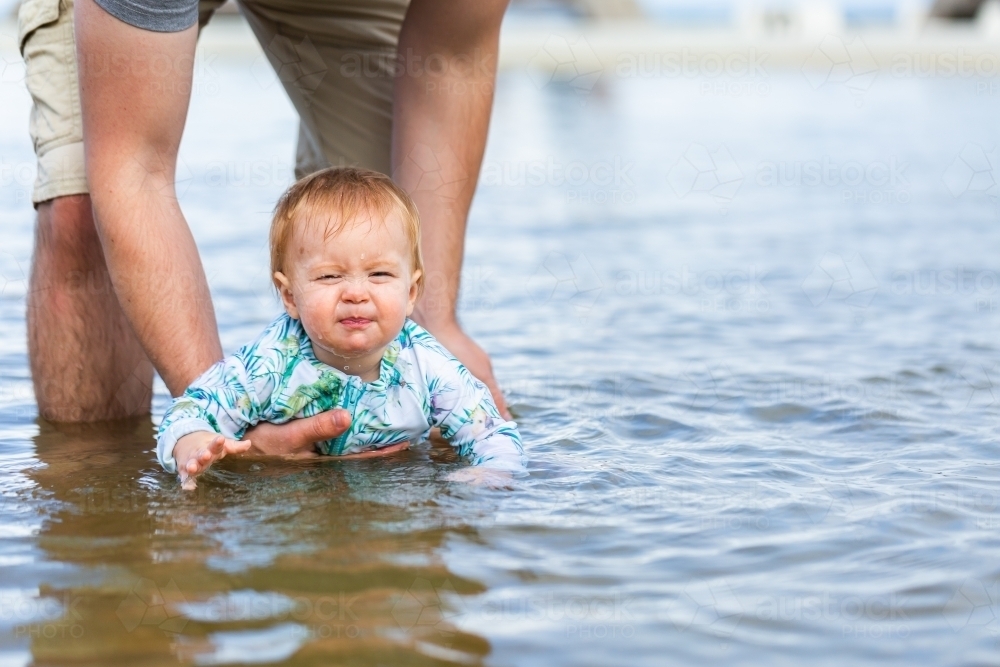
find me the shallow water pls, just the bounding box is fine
[3,39,1000,666]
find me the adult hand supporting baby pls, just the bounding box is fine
[176,411,410,490]
[240,409,353,458]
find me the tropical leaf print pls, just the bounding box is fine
[157,314,525,472]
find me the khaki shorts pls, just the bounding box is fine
[17,0,409,205]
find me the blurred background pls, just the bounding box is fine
[3,1,1000,666]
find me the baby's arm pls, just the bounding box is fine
[445,404,525,473]
[158,348,267,488]
[425,351,527,480]
[173,432,251,490]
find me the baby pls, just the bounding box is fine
[157,167,525,489]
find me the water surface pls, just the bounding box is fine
[1,41,1000,666]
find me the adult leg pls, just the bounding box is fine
[28,195,153,421]
[391,0,512,417]
[19,0,153,421]
[19,0,225,421]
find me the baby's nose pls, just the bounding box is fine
[341,279,370,299]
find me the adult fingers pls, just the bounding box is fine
[292,409,352,446]
[334,441,410,460]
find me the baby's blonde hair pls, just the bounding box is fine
[270,167,423,294]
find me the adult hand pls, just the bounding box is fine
[446,466,513,489]
[422,319,511,419]
[240,409,352,458]
[332,442,411,459]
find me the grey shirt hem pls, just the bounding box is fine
[93,0,198,32]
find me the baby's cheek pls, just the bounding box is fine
[302,287,336,314]
[300,301,336,339]
[376,293,408,323]
[384,282,412,307]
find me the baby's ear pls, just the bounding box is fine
[273,271,299,319]
[406,269,423,315]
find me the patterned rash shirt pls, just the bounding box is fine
[157,314,526,474]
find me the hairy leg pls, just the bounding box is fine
[27,195,154,422]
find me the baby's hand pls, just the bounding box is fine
[446,467,513,489]
[174,432,252,491]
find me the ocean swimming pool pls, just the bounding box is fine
[2,32,1000,666]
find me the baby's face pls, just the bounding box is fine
[274,210,420,369]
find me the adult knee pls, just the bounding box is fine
[36,194,101,261]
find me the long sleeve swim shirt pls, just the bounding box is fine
[157,314,525,474]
